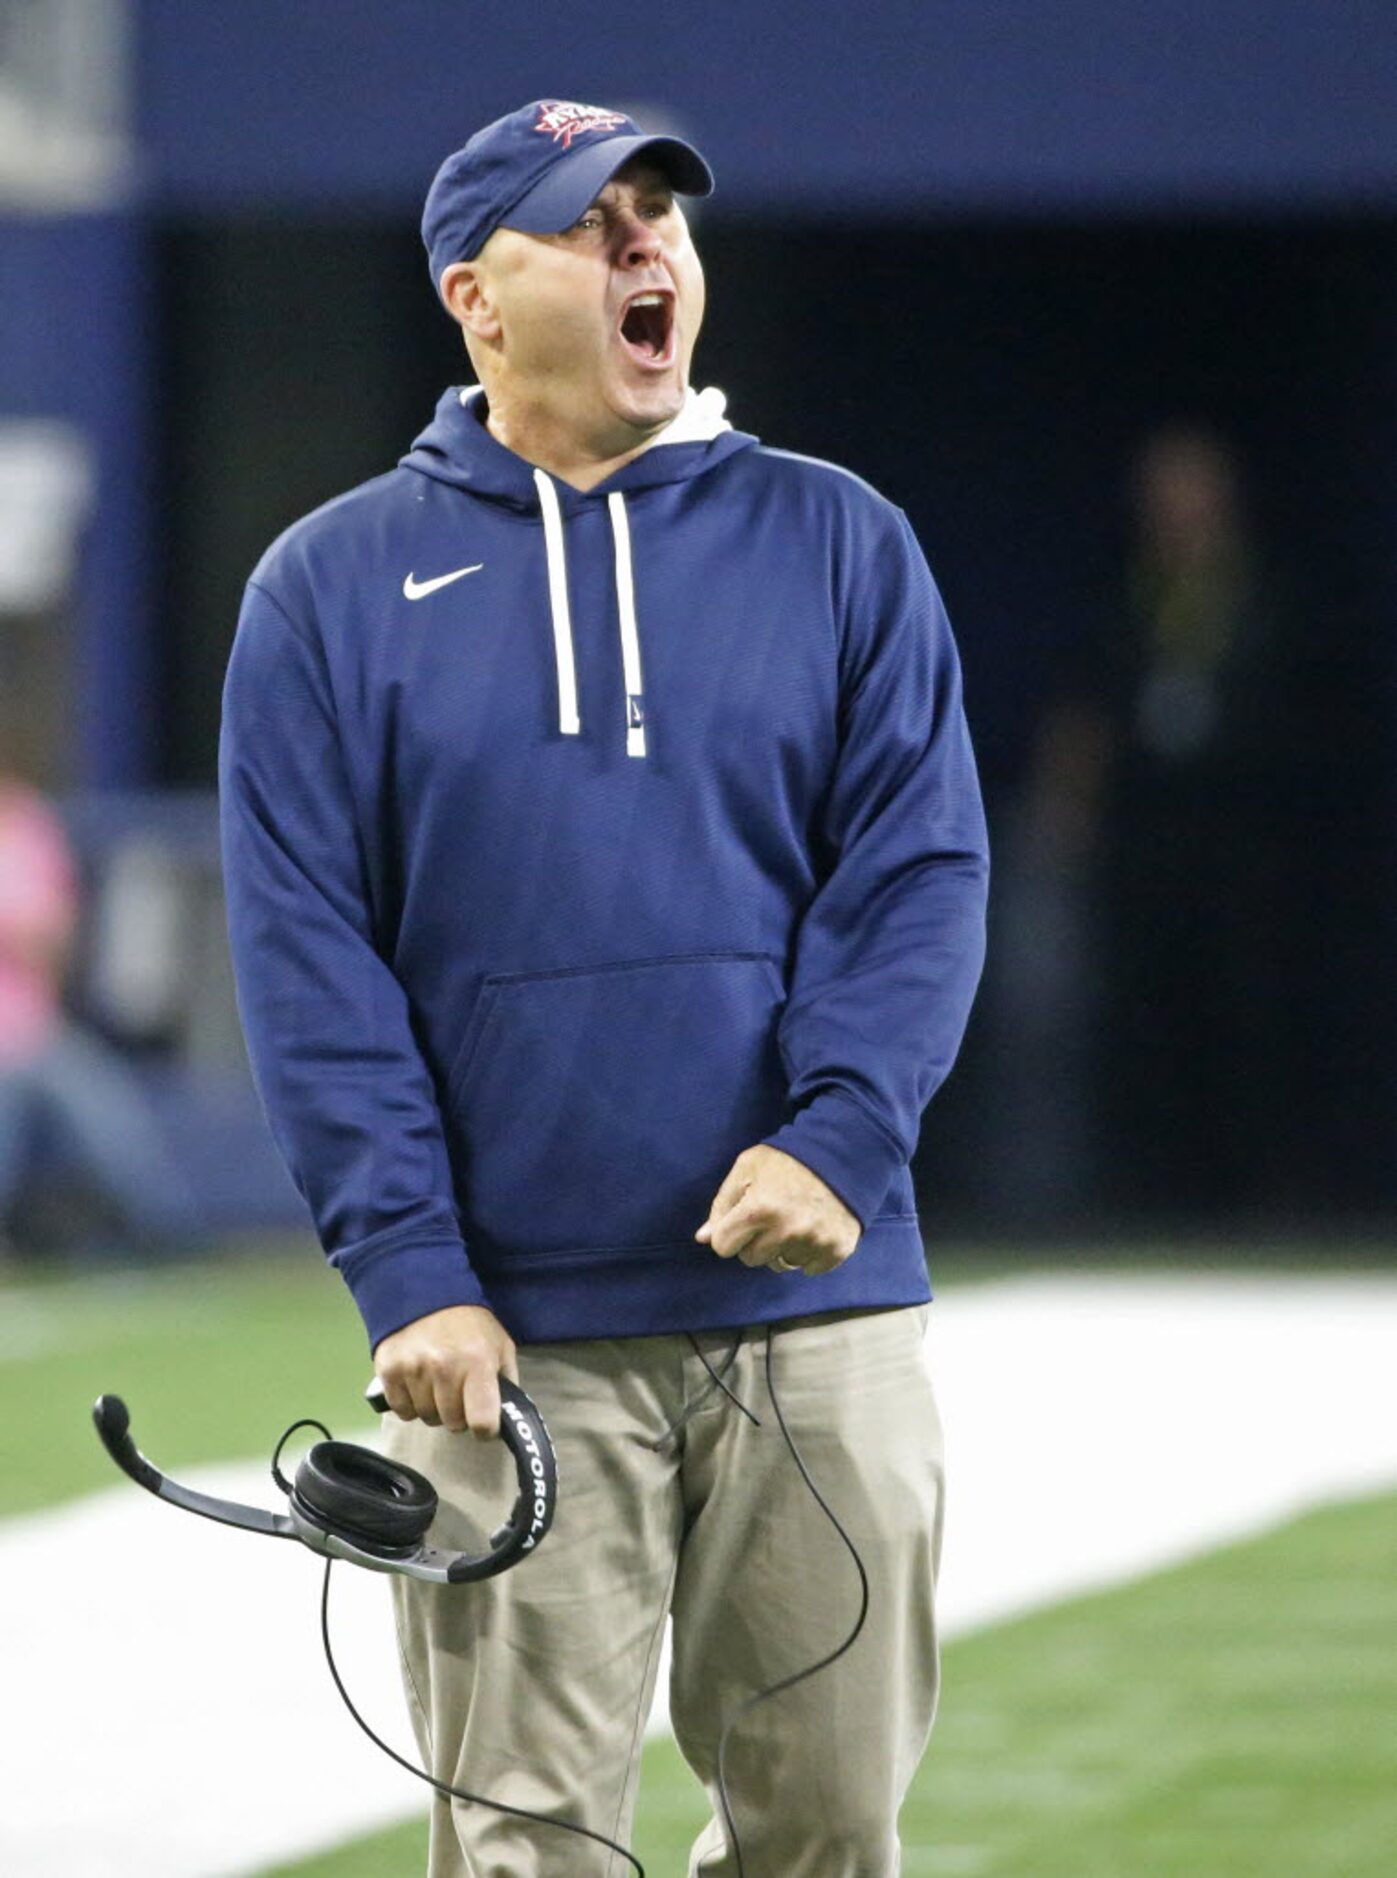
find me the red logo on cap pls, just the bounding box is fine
[534,101,628,148]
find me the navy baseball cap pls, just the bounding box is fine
[422,99,713,300]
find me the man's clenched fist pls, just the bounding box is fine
[695,1144,862,1277]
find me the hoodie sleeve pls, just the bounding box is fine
[760,508,989,1230]
[219,576,491,1351]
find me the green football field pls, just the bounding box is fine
[4,1244,1395,1875]
[262,1493,1397,1878]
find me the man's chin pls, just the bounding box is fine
[606,374,687,438]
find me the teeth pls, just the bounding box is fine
[630,294,664,306]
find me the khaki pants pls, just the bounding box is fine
[383,1302,944,1877]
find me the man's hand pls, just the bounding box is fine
[695,1144,862,1277]
[373,1304,519,1440]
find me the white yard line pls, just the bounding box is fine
[1,1272,1395,1876]
[926,1272,1397,1628]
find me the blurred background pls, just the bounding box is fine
[2,5,1396,1875]
[3,0,1395,1258]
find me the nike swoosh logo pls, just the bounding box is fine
[403,564,484,600]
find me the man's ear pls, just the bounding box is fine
[440,261,500,341]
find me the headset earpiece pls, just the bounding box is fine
[292,1442,438,1552]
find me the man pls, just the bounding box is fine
[220,99,988,1878]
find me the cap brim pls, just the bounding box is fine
[501,133,714,236]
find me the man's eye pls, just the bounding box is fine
[568,199,672,233]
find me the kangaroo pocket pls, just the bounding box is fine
[446,952,791,1258]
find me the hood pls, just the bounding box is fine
[400,383,758,515]
[397,386,759,761]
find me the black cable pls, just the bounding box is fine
[270,1418,332,1497]
[317,1557,645,1876]
[709,1325,872,1878]
[649,1332,758,1451]
[687,1334,764,1427]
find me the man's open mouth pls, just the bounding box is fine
[618,290,676,366]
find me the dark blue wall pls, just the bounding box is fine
[10,0,1396,786]
[138,0,1397,212]
[0,215,155,787]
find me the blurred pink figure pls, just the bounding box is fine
[0,775,77,1068]
[0,773,202,1255]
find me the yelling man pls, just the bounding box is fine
[220,98,988,1878]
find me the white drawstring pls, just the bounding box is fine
[607,492,647,759]
[532,468,581,737]
[476,387,731,755]
[532,468,648,758]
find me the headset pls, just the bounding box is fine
[94,1329,870,1878]
[93,1379,555,1583]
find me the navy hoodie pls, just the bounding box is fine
[218,384,989,1352]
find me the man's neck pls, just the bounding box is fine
[481,388,679,493]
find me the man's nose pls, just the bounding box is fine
[615,214,662,267]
